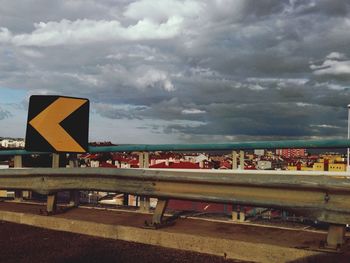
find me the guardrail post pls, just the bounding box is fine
[144,198,172,229]
[46,153,59,214]
[152,199,168,225]
[239,150,246,221]
[232,150,238,221]
[68,154,79,168]
[139,152,150,212]
[52,153,60,168]
[14,155,23,202]
[68,154,80,207]
[231,150,245,222]
[323,224,346,251]
[232,151,237,170]
[239,150,244,170]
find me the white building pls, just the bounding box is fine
[257,160,272,170]
[0,139,9,148]
[90,160,100,167]
[184,153,209,163]
[254,149,265,156]
[0,139,25,148]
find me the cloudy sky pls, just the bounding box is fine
[1,0,350,144]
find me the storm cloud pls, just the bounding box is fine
[0,0,350,143]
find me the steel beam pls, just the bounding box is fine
[0,168,350,225]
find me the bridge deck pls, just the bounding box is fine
[0,202,349,262]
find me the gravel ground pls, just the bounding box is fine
[0,221,245,263]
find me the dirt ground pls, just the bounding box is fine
[0,221,244,263]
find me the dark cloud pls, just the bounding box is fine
[0,0,350,142]
[292,0,350,17]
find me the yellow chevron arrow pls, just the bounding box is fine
[29,97,87,152]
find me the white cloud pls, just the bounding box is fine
[106,45,170,62]
[311,52,350,75]
[124,0,202,22]
[62,72,101,86]
[248,84,265,91]
[326,52,347,60]
[311,59,350,75]
[93,102,148,119]
[136,69,175,91]
[26,89,53,96]
[182,108,206,114]
[0,27,12,42]
[296,102,312,107]
[247,78,308,86]
[0,17,183,46]
[20,48,43,58]
[310,124,340,129]
[190,67,220,78]
[327,83,346,90]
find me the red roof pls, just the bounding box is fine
[128,159,139,165]
[113,157,130,162]
[150,162,168,168]
[150,162,199,169]
[220,160,231,169]
[99,162,117,168]
[80,153,99,160]
[244,165,257,170]
[170,162,199,169]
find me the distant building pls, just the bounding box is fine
[0,139,25,148]
[0,139,9,148]
[257,160,272,170]
[276,148,306,158]
[183,153,208,163]
[150,161,200,169]
[313,162,325,171]
[328,163,346,172]
[90,160,100,167]
[254,149,265,156]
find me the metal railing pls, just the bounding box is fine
[1,138,350,155]
[0,168,350,223]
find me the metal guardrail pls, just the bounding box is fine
[1,138,350,155]
[1,139,350,250]
[1,168,350,225]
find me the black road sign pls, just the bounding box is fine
[25,95,89,153]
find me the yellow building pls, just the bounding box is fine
[335,156,344,162]
[301,166,314,171]
[313,162,324,171]
[287,165,298,170]
[328,163,346,172]
[246,154,255,160]
[320,154,344,164]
